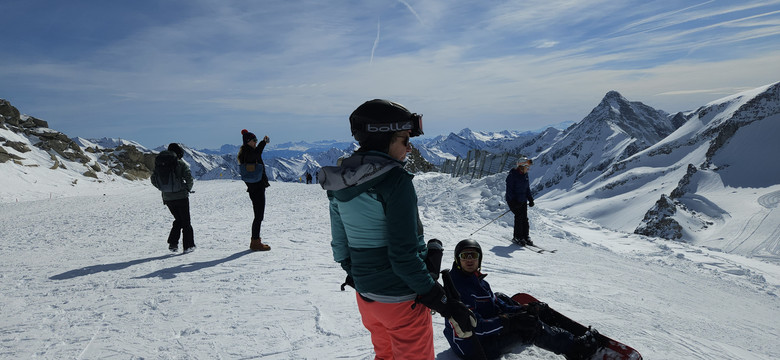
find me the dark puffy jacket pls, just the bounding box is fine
[505,168,533,204]
[444,264,524,359]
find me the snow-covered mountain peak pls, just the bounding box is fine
[74,137,151,152]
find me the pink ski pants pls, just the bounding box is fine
[356,293,435,360]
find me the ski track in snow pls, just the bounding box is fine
[1,174,779,359]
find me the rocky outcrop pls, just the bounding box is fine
[0,146,24,163]
[88,144,156,180]
[670,164,698,199]
[1,98,156,180]
[0,99,21,126]
[405,144,436,173]
[635,194,683,240]
[32,128,91,164]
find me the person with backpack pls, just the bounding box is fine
[237,129,271,251]
[445,239,604,360]
[505,157,535,246]
[318,99,476,359]
[151,143,195,253]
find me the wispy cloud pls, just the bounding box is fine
[1,0,779,147]
[533,40,559,49]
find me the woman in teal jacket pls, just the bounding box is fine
[319,99,473,359]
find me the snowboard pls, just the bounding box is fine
[511,293,643,360]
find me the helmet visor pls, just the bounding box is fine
[410,113,423,137]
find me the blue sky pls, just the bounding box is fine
[2,0,779,149]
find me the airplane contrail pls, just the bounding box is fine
[370,18,380,65]
[398,0,424,24]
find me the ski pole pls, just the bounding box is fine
[469,209,511,236]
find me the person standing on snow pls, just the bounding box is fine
[319,99,476,359]
[505,157,535,246]
[445,239,604,360]
[151,143,196,253]
[237,129,271,251]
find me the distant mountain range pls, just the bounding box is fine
[3,82,779,261]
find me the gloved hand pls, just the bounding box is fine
[528,199,534,207]
[524,301,548,316]
[417,283,477,338]
[425,239,443,281]
[340,275,355,291]
[499,311,538,334]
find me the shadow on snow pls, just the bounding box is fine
[49,250,254,280]
[134,250,254,279]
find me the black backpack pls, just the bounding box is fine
[153,151,185,193]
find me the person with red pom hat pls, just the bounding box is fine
[237,129,271,251]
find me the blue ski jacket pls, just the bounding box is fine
[505,168,533,205]
[444,264,524,358]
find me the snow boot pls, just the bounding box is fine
[512,237,524,245]
[183,246,196,254]
[523,237,534,246]
[565,327,604,360]
[169,244,178,252]
[250,238,271,251]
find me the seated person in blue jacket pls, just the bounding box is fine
[444,239,603,360]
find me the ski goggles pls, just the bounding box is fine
[363,113,424,137]
[458,251,480,260]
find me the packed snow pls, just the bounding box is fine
[1,171,778,359]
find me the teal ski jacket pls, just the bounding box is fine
[319,151,434,302]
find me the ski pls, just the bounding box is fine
[510,238,552,253]
[523,245,545,254]
[526,244,557,253]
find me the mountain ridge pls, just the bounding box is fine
[3,83,779,262]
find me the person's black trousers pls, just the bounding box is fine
[166,198,194,249]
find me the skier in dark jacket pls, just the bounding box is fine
[445,239,603,360]
[238,129,271,251]
[505,157,535,246]
[319,99,476,359]
[151,143,195,253]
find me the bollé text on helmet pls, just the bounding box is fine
[366,121,413,133]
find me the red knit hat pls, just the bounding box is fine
[241,129,257,145]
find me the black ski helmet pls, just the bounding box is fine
[168,143,184,159]
[349,99,424,143]
[454,239,482,270]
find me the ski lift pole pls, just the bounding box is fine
[469,209,511,237]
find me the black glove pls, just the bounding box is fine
[425,239,443,281]
[528,199,534,207]
[524,301,549,316]
[340,275,355,291]
[499,311,538,334]
[417,283,477,338]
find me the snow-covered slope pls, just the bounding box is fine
[1,174,777,359]
[543,82,780,261]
